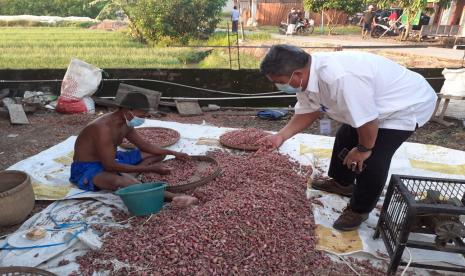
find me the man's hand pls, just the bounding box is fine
[149,164,172,175]
[173,152,189,161]
[343,147,372,173]
[257,134,284,152]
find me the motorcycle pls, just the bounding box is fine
[279,18,314,35]
[347,12,363,25]
[371,16,405,38]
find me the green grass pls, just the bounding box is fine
[0,27,214,69]
[199,49,261,69]
[311,25,361,35]
[189,31,271,46]
[0,27,272,69]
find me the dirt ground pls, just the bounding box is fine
[1,108,464,171]
[245,34,463,68]
[1,108,464,236]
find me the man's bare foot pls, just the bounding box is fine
[149,164,172,175]
[171,195,198,208]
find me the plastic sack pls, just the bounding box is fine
[56,96,95,114]
[440,68,465,97]
[56,58,101,114]
[256,109,289,120]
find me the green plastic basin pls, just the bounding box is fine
[115,182,166,216]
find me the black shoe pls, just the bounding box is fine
[333,206,369,231]
[311,178,353,197]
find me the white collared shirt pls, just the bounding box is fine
[295,51,437,131]
[232,10,240,21]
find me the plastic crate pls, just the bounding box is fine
[374,174,465,275]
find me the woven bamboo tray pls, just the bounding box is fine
[140,155,221,193]
[0,266,56,276]
[120,127,180,149]
[219,129,270,151]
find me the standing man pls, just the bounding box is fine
[258,45,437,231]
[286,8,298,35]
[231,5,240,33]
[70,92,198,208]
[360,5,376,39]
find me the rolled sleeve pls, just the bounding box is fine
[334,75,379,128]
[294,91,320,114]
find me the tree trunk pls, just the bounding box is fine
[323,10,335,35]
[402,23,410,41]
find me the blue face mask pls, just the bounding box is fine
[125,112,145,127]
[275,71,303,94]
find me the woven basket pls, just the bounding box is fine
[143,155,221,193]
[0,170,35,226]
[0,266,56,276]
[219,129,270,151]
[166,156,221,193]
[219,140,261,151]
[120,127,180,149]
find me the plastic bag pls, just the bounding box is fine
[56,96,95,114]
[56,58,101,114]
[440,68,465,97]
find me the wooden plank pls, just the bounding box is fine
[116,83,161,111]
[6,104,29,125]
[92,96,120,108]
[159,100,176,107]
[175,100,203,116]
[438,94,465,100]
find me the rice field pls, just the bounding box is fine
[0,27,264,69]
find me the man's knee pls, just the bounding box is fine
[93,173,138,191]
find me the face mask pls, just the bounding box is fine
[125,111,145,127]
[275,71,303,94]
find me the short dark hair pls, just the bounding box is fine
[260,44,310,76]
[233,6,237,9]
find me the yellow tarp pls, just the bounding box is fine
[315,225,363,254]
[32,182,72,200]
[300,144,332,159]
[409,159,465,176]
[53,151,74,166]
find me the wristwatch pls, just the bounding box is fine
[356,144,373,152]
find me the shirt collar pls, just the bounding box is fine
[305,55,319,93]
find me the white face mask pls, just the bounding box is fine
[275,71,303,94]
[125,111,145,127]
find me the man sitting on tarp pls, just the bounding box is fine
[70,92,198,207]
[258,44,437,231]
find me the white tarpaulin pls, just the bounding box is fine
[2,119,465,274]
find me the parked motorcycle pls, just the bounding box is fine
[347,12,363,25]
[279,18,314,35]
[371,16,405,38]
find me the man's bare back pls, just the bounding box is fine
[69,92,198,208]
[74,112,131,162]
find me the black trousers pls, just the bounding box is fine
[232,20,238,33]
[328,124,414,213]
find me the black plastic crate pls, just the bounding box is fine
[374,174,465,275]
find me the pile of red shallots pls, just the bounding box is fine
[76,151,384,275]
[122,127,180,147]
[219,128,269,150]
[139,158,216,186]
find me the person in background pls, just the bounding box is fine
[286,8,299,35]
[231,6,240,33]
[388,10,399,34]
[360,5,376,39]
[258,45,437,231]
[297,9,304,21]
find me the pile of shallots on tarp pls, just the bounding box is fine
[76,151,384,275]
